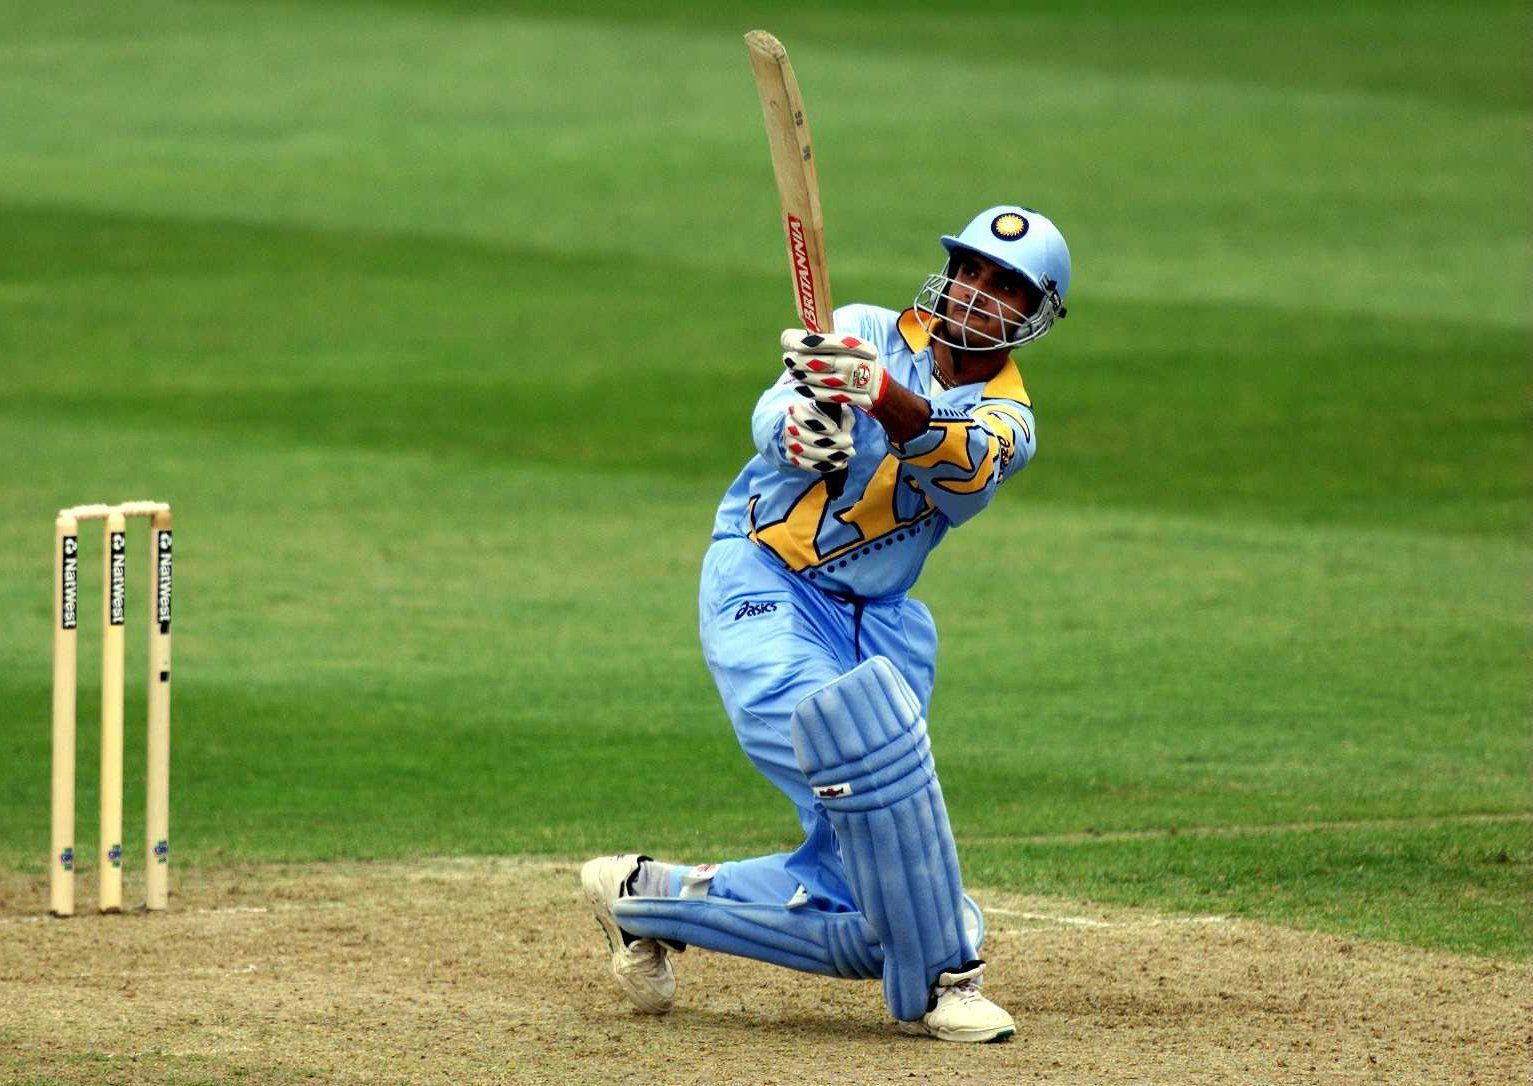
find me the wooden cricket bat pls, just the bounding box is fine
[744,30,848,498]
[745,30,833,333]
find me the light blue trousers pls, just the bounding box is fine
[685,537,938,910]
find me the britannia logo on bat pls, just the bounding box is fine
[786,214,819,327]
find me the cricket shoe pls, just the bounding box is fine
[897,962,1015,1043]
[580,853,675,1014]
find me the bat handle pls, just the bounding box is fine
[802,320,849,499]
[823,403,848,499]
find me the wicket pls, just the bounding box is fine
[50,501,173,916]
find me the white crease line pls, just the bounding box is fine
[195,902,348,915]
[1150,916,1230,926]
[199,906,269,915]
[986,908,1230,930]
[986,909,1114,927]
[60,964,259,980]
[2,903,344,926]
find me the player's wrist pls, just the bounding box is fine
[871,380,930,445]
[866,366,891,410]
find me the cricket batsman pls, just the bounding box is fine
[582,205,1070,1043]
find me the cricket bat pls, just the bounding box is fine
[744,29,848,499]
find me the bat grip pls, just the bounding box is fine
[802,320,849,499]
[823,404,848,499]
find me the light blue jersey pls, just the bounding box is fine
[712,304,1037,600]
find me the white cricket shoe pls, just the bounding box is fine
[579,853,675,1014]
[898,963,1015,1043]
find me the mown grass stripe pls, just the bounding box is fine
[963,812,1533,847]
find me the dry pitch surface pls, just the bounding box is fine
[1,859,1525,1085]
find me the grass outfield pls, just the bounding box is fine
[0,0,1526,960]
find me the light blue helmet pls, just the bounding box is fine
[913,205,1071,350]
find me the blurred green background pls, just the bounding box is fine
[0,0,1525,956]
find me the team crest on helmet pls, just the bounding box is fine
[991,212,1028,240]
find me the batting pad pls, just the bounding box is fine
[791,656,977,1021]
[613,894,986,982]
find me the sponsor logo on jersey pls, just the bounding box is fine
[734,600,779,621]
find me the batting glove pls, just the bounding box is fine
[781,330,889,410]
[782,398,855,474]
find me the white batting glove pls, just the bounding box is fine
[781,330,889,410]
[782,398,855,474]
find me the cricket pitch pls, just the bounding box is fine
[1,858,1524,1084]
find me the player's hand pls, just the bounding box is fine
[781,330,889,410]
[782,398,854,474]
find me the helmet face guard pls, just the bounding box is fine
[912,262,1066,351]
